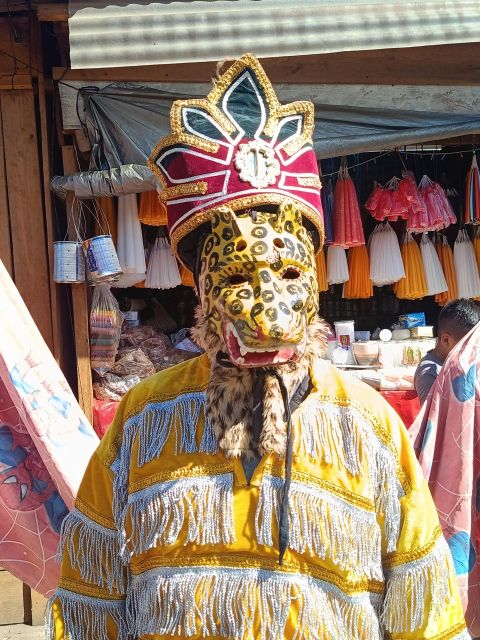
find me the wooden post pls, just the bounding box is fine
[61,145,93,423]
[0,89,54,350]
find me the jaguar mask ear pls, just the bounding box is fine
[211,206,243,244]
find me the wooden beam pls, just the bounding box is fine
[31,14,63,364]
[0,89,53,350]
[53,43,480,86]
[36,2,68,22]
[0,74,32,90]
[0,95,12,276]
[61,145,93,424]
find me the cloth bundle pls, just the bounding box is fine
[332,166,365,247]
[368,222,405,286]
[326,245,349,285]
[394,232,427,300]
[453,228,480,299]
[315,249,329,292]
[145,236,181,289]
[410,175,456,232]
[115,194,147,288]
[343,245,373,299]
[365,174,425,223]
[434,235,458,306]
[419,233,448,296]
[138,190,168,226]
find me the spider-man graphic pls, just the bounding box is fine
[0,424,67,532]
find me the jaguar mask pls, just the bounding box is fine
[196,204,319,368]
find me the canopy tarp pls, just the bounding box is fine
[51,83,480,197]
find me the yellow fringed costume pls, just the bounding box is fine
[49,355,466,640]
[49,54,466,640]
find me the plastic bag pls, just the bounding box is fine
[90,285,124,375]
[93,373,140,401]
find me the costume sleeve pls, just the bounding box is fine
[379,401,468,640]
[46,407,129,640]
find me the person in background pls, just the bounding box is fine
[414,298,480,404]
[410,319,480,637]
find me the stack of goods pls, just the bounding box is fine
[89,285,124,375]
[115,194,147,287]
[368,222,405,286]
[343,245,373,299]
[412,175,456,232]
[315,249,328,292]
[93,324,201,401]
[464,154,480,225]
[419,233,448,296]
[454,228,480,299]
[394,232,427,300]
[434,234,458,306]
[326,245,349,285]
[332,164,365,247]
[321,177,335,245]
[145,236,181,289]
[365,173,425,223]
[138,190,168,226]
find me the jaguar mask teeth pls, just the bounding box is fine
[224,322,307,368]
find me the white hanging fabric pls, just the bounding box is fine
[368,222,405,286]
[326,245,349,285]
[454,228,480,299]
[114,194,146,288]
[419,233,448,296]
[145,237,181,289]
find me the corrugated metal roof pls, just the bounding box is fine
[68,0,480,69]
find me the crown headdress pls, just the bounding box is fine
[148,54,324,266]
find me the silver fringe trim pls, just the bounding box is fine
[126,473,236,554]
[383,536,456,633]
[255,475,383,580]
[112,390,217,544]
[58,509,125,593]
[127,565,383,640]
[45,589,128,640]
[300,400,403,553]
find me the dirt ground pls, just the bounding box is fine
[0,625,43,640]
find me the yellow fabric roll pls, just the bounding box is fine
[138,191,168,226]
[315,249,328,292]
[394,234,428,300]
[435,236,458,306]
[343,245,373,299]
[95,197,117,247]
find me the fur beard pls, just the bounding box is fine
[191,312,328,459]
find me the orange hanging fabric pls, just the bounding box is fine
[180,262,195,288]
[343,245,373,299]
[138,191,168,226]
[315,249,328,293]
[394,232,428,300]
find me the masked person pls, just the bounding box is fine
[48,55,467,640]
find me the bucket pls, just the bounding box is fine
[334,320,356,365]
[83,235,121,284]
[53,241,85,283]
